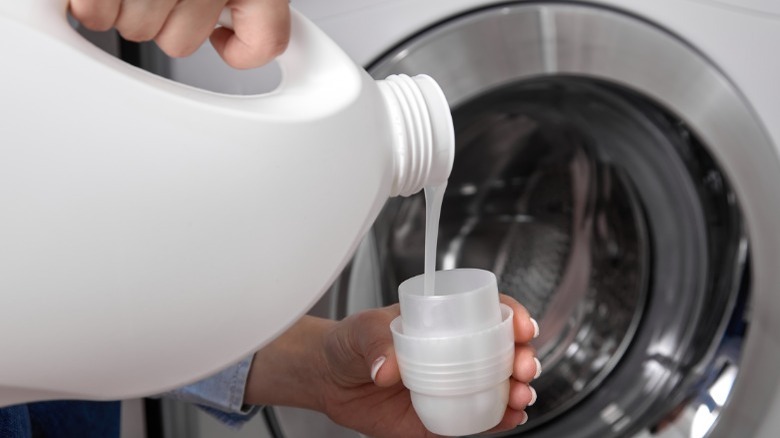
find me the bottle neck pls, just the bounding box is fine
[377,74,454,197]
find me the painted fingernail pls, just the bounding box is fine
[533,357,542,380]
[371,356,386,382]
[519,411,529,426]
[528,386,537,406]
[530,318,540,338]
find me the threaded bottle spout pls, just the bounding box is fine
[377,74,455,197]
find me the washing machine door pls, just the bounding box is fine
[270,3,780,437]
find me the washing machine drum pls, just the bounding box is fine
[332,3,761,437]
[366,76,744,437]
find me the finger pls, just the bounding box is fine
[210,0,291,69]
[370,353,401,388]
[69,0,121,32]
[367,307,401,387]
[114,0,178,42]
[484,407,528,434]
[156,0,229,58]
[500,294,539,343]
[508,379,537,411]
[356,305,402,388]
[513,344,541,382]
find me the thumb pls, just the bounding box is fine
[357,307,402,388]
[211,0,291,69]
[369,350,401,388]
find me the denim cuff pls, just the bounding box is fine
[162,355,260,427]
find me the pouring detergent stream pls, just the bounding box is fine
[389,71,514,434]
[424,182,447,295]
[0,2,454,407]
[386,66,513,433]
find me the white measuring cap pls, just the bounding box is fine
[391,269,514,436]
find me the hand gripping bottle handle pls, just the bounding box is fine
[0,0,453,406]
[2,1,358,101]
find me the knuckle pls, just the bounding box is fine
[81,18,111,32]
[157,39,198,58]
[74,14,113,32]
[265,34,290,59]
[118,26,157,42]
[350,310,377,331]
[238,35,290,68]
[70,0,116,31]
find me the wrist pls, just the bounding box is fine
[243,315,335,412]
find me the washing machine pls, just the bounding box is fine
[142,1,780,437]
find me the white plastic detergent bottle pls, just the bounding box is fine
[0,0,453,406]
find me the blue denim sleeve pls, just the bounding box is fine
[162,355,261,428]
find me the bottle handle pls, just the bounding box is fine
[6,1,358,96]
[217,7,357,92]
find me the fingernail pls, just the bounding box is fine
[530,318,540,338]
[371,356,386,382]
[533,357,542,380]
[528,386,537,406]
[519,411,529,426]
